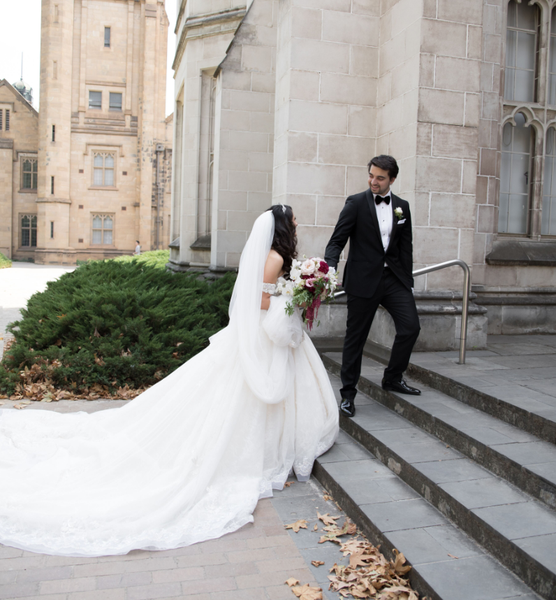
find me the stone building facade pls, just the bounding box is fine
[0,80,39,261]
[0,0,172,264]
[170,0,556,347]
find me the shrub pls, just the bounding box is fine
[0,253,11,269]
[0,259,235,397]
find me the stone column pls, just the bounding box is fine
[36,0,74,264]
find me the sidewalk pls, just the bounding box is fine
[0,400,349,600]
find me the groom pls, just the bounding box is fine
[324,155,421,418]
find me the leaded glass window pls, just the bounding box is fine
[543,128,556,235]
[21,215,37,247]
[21,158,38,190]
[499,112,533,234]
[91,214,113,245]
[505,0,539,103]
[93,152,115,186]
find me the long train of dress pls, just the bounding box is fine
[0,295,339,557]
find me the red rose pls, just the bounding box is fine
[319,261,329,274]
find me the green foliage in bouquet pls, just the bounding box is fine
[0,258,235,395]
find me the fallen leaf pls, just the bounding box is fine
[313,524,318,531]
[393,549,412,576]
[447,553,459,559]
[318,512,340,526]
[285,519,308,533]
[311,560,325,567]
[285,578,300,587]
[284,481,293,487]
[291,583,323,599]
[349,551,373,568]
[323,494,331,501]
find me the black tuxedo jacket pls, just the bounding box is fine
[324,189,414,299]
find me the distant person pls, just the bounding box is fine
[325,155,421,418]
[134,240,141,256]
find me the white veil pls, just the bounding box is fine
[227,211,293,405]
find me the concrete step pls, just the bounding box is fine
[315,422,542,600]
[318,371,556,600]
[322,352,556,510]
[362,341,556,445]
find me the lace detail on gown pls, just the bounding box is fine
[262,282,278,295]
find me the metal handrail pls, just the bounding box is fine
[333,259,471,364]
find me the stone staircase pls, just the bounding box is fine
[315,342,556,600]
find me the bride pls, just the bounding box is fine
[0,205,339,557]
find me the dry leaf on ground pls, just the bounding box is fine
[317,511,340,526]
[285,578,300,587]
[290,583,323,600]
[285,519,308,533]
[311,560,325,567]
[327,538,417,599]
[284,481,294,487]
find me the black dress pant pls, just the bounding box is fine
[340,268,420,402]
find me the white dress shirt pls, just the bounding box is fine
[374,192,393,255]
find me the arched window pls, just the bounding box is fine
[505,0,539,102]
[499,112,533,234]
[543,128,556,234]
[549,9,556,105]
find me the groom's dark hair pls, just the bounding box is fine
[368,155,399,179]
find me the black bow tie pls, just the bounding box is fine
[375,195,390,205]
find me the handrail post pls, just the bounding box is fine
[333,258,471,364]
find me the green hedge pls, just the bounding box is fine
[0,258,235,396]
[0,253,11,269]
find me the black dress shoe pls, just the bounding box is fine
[339,398,355,417]
[382,379,421,395]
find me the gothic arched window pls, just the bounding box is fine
[549,9,556,105]
[499,112,533,234]
[505,0,539,103]
[543,128,556,234]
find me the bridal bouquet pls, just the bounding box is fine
[279,257,338,330]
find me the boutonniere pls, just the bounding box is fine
[394,207,403,220]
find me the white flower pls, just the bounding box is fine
[290,267,302,281]
[283,281,295,296]
[300,259,316,276]
[394,207,403,219]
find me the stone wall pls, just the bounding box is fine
[273,0,376,262]
[212,0,277,268]
[170,1,247,269]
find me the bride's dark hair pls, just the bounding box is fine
[267,204,297,276]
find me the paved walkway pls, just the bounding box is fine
[0,400,348,600]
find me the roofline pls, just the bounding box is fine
[0,79,39,116]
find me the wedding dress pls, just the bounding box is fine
[0,211,339,557]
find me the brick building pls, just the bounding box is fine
[169,0,556,347]
[0,0,172,264]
